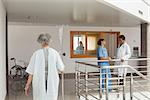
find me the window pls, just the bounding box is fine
[70,31,120,58]
[73,34,85,54]
[87,35,97,50]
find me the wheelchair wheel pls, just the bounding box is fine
[9,65,23,80]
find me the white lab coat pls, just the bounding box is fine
[116,42,131,76]
[26,47,65,100]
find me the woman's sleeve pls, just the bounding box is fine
[56,52,65,72]
[98,48,104,58]
[26,52,36,75]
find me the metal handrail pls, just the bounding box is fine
[76,58,150,63]
[61,73,64,100]
[76,58,149,80]
[75,58,150,100]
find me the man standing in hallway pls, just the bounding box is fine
[116,35,131,85]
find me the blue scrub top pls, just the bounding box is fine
[97,46,109,66]
[97,46,112,91]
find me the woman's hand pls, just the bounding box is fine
[108,57,111,61]
[25,74,33,96]
[25,84,31,96]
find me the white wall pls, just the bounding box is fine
[0,0,6,100]
[8,23,141,73]
[149,6,150,22]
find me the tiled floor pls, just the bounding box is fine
[5,78,150,100]
[6,78,77,100]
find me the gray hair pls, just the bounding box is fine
[37,33,51,45]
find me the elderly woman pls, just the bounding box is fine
[25,33,65,100]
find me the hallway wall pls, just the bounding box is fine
[147,24,150,90]
[0,0,6,100]
[8,23,141,73]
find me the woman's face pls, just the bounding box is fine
[102,40,106,46]
[42,43,49,47]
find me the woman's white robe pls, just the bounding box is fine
[26,48,65,100]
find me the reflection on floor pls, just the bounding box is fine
[80,92,150,100]
[5,78,150,100]
[6,78,76,100]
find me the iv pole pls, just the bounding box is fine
[58,25,65,100]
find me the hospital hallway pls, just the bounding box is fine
[1,0,150,100]
[5,78,76,100]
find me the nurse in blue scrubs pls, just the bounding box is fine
[97,39,112,93]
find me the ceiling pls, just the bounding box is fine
[143,0,150,6]
[4,0,147,27]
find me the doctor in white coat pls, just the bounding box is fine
[25,33,65,100]
[116,35,131,85]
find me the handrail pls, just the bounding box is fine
[76,58,150,81]
[76,58,150,63]
[76,64,147,80]
[75,64,148,86]
[75,58,150,100]
[61,73,64,100]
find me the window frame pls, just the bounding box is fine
[70,31,120,58]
